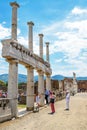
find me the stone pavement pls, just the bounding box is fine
[0,93,87,130]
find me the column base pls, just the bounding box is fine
[26,107,34,111]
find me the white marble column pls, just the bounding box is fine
[38,70,45,106]
[38,34,44,58]
[26,66,34,110]
[45,42,49,62]
[7,60,18,117]
[27,21,34,52]
[10,2,19,40]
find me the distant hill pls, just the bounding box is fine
[51,75,87,81]
[51,75,64,80]
[0,74,87,83]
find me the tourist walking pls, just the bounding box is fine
[65,90,70,110]
[45,89,50,105]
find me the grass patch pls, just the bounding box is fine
[18,104,26,109]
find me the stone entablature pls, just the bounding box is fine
[2,39,52,75]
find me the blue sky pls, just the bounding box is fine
[0,0,87,77]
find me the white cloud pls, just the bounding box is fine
[0,24,11,39]
[71,7,87,15]
[41,7,87,76]
[55,59,62,63]
[0,7,87,76]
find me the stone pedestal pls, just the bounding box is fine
[26,66,34,111]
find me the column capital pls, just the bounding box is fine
[27,21,34,26]
[37,70,44,75]
[38,34,44,37]
[6,59,19,64]
[26,65,34,69]
[10,1,20,8]
[46,74,51,77]
[45,42,49,46]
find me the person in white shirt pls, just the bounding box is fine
[65,90,70,110]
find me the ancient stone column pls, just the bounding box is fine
[10,2,19,40]
[38,34,44,58]
[26,21,34,110]
[45,42,49,62]
[46,74,51,91]
[27,21,34,52]
[38,70,45,106]
[26,66,34,110]
[7,2,19,118]
[7,60,18,117]
[45,42,51,91]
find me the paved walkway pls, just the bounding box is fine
[0,93,87,130]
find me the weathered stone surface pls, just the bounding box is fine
[2,39,52,75]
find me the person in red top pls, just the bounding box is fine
[49,91,56,114]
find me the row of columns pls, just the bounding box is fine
[7,1,51,117]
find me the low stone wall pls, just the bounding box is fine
[0,98,12,123]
